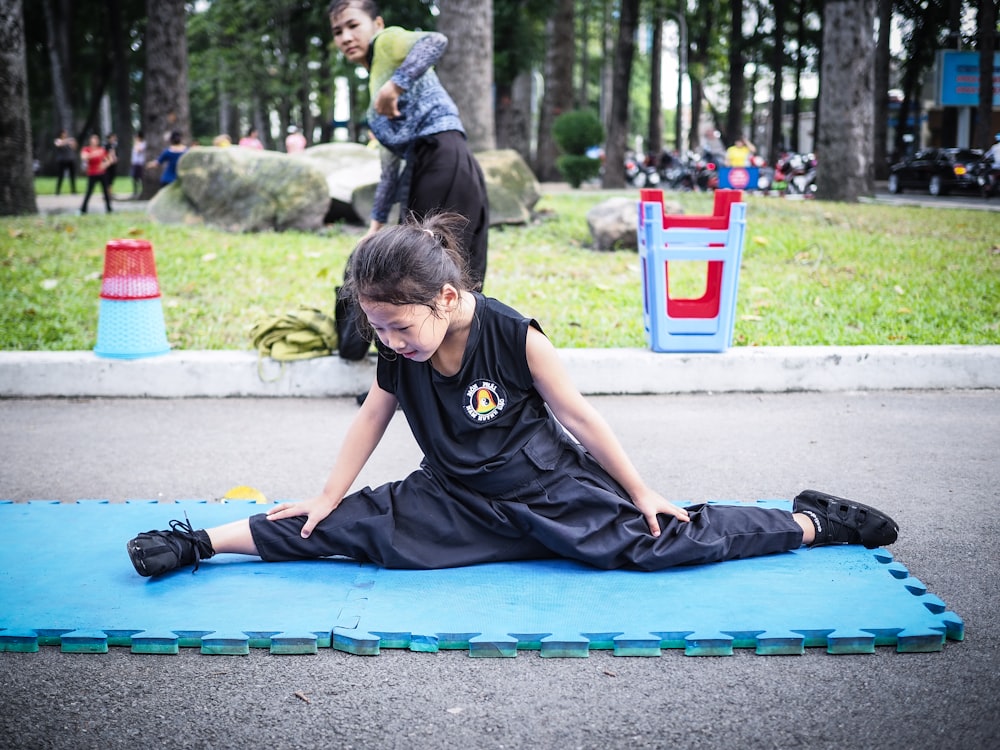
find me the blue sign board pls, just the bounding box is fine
[717,167,760,191]
[939,51,1000,107]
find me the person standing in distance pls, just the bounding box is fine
[53,130,78,195]
[79,134,115,214]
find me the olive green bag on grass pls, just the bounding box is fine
[249,306,338,380]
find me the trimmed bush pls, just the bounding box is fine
[556,154,601,188]
[552,111,604,188]
[552,110,604,155]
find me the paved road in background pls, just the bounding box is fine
[2,391,998,750]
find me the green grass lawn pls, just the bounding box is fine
[2,188,998,351]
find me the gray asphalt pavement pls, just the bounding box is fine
[2,390,999,750]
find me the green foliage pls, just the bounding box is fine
[555,155,602,188]
[493,0,551,87]
[3,188,999,351]
[552,110,605,156]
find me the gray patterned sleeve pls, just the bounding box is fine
[390,32,448,91]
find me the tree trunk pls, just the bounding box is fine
[873,0,892,177]
[41,0,72,132]
[973,0,997,150]
[141,0,190,199]
[689,76,705,153]
[602,0,639,188]
[769,0,788,158]
[495,72,534,162]
[648,10,663,157]
[816,0,875,201]
[576,1,590,108]
[435,0,495,151]
[535,0,575,182]
[791,0,808,153]
[687,2,717,153]
[600,1,614,131]
[726,0,745,145]
[107,0,133,187]
[0,0,39,216]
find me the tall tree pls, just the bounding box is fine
[726,0,746,144]
[816,0,876,201]
[769,0,789,156]
[40,0,73,133]
[686,0,720,153]
[874,0,892,175]
[973,0,997,150]
[894,0,949,157]
[0,0,38,216]
[494,0,549,160]
[602,0,640,188]
[648,3,665,157]
[436,0,496,151]
[107,0,134,180]
[789,0,821,154]
[141,0,189,197]
[536,0,576,181]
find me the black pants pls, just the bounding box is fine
[80,174,112,213]
[407,130,489,287]
[248,428,803,571]
[55,159,77,195]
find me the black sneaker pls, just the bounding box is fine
[127,515,215,577]
[793,489,899,549]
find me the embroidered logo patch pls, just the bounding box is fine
[463,379,507,423]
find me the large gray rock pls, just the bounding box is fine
[298,142,387,224]
[476,149,541,225]
[149,147,330,232]
[586,196,684,251]
[148,142,543,232]
[305,144,541,226]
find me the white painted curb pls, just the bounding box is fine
[1,345,998,398]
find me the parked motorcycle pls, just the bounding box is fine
[973,157,999,199]
[654,151,696,191]
[625,152,660,188]
[692,151,722,191]
[772,152,817,195]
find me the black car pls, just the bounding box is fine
[888,148,984,196]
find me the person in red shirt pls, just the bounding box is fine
[80,134,115,214]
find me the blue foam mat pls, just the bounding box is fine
[0,500,963,657]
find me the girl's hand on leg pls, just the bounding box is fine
[631,488,690,538]
[267,494,341,539]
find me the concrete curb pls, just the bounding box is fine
[1,345,998,398]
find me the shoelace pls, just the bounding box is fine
[168,513,211,572]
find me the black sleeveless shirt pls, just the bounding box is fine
[376,293,558,488]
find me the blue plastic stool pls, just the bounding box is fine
[637,190,747,353]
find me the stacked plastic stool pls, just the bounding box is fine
[93,239,171,359]
[637,189,747,353]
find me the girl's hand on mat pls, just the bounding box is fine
[632,489,690,537]
[266,495,341,539]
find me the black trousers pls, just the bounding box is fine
[248,426,803,571]
[55,159,77,195]
[80,174,112,213]
[407,130,489,287]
